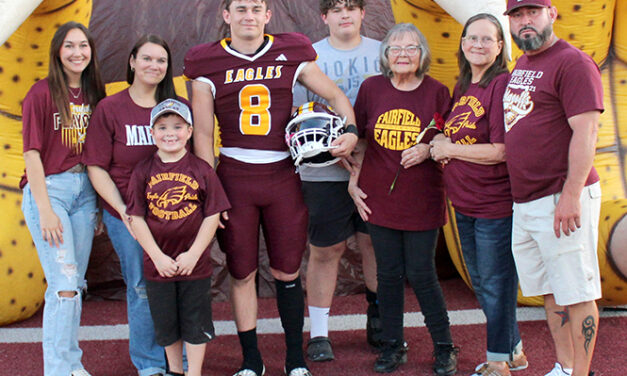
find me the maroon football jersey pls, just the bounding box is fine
[83,89,189,219]
[443,73,512,219]
[184,33,317,151]
[20,78,91,188]
[126,152,230,282]
[354,75,451,231]
[503,39,603,203]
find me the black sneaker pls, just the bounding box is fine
[432,343,459,376]
[307,336,334,362]
[367,303,384,350]
[373,340,409,373]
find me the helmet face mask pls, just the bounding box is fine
[285,102,345,167]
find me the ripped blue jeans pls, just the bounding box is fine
[22,171,97,376]
[102,210,166,376]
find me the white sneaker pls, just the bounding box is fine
[70,370,92,376]
[286,367,313,376]
[545,363,573,376]
[233,366,265,376]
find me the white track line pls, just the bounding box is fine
[1,306,625,344]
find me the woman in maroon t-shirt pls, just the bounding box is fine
[430,14,527,376]
[21,22,105,376]
[349,23,457,375]
[83,35,180,375]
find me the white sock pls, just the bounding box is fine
[308,306,330,338]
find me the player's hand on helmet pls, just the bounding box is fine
[153,253,178,278]
[401,143,431,169]
[348,183,371,222]
[176,251,201,276]
[39,207,64,248]
[331,133,358,158]
[218,211,229,229]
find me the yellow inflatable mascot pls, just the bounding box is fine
[1,0,626,325]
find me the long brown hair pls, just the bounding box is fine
[456,13,508,94]
[48,21,105,126]
[126,34,177,102]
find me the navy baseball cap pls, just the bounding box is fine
[150,99,192,127]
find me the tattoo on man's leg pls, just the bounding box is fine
[555,307,570,327]
[582,315,596,354]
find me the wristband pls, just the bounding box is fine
[344,124,358,136]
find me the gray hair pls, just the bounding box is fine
[379,23,431,78]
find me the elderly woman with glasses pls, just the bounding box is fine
[349,23,457,375]
[430,13,527,376]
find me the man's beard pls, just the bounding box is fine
[512,24,552,51]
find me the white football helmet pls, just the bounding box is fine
[285,102,345,167]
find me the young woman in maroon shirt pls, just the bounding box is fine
[21,21,105,376]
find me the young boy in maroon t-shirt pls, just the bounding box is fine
[126,99,230,376]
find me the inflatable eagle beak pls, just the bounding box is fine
[0,0,43,45]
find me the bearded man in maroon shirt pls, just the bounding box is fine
[503,1,604,376]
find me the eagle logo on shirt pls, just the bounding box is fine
[155,186,187,208]
[444,112,476,136]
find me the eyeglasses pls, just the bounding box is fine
[387,45,420,57]
[462,35,498,47]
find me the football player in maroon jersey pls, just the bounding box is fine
[184,1,358,375]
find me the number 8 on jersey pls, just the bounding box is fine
[239,84,271,136]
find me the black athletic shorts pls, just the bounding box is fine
[301,181,368,247]
[145,277,215,346]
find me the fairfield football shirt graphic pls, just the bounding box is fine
[444,94,486,145]
[146,172,200,221]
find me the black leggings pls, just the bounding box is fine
[367,224,453,346]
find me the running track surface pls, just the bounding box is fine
[1,279,625,375]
